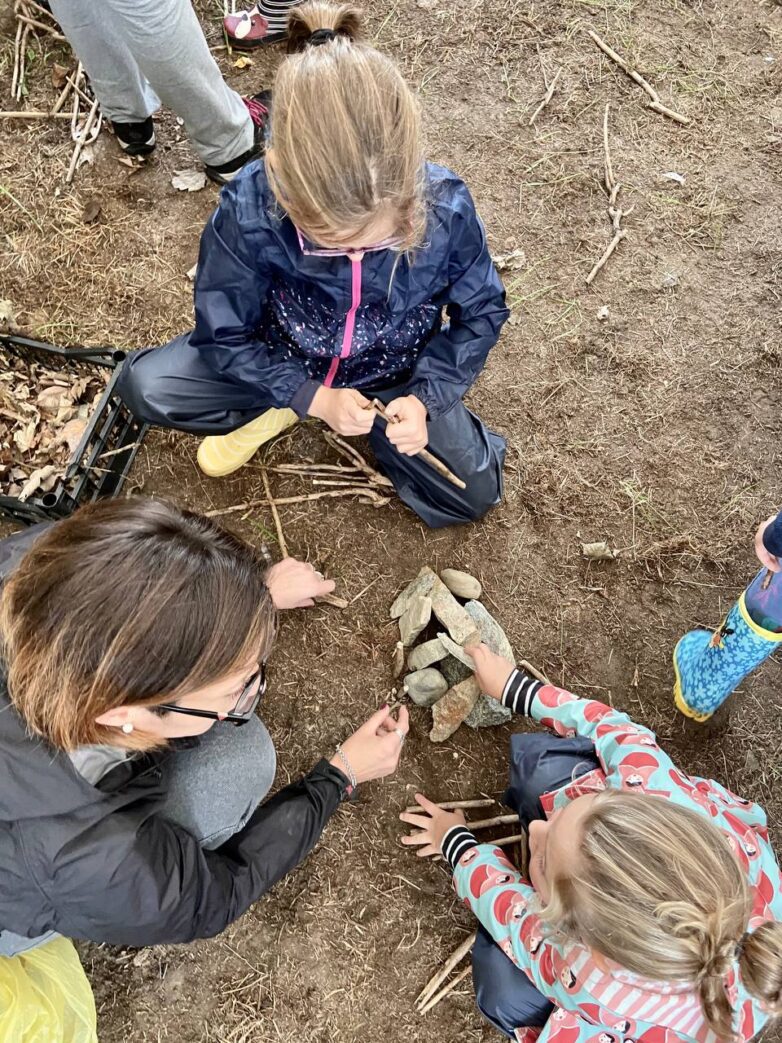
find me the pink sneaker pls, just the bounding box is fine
[223,5,287,49]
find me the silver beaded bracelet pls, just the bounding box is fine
[334,744,357,789]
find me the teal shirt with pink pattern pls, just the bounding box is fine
[442,671,781,1043]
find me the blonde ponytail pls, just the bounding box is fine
[741,922,782,1019]
[267,2,425,250]
[541,790,781,1040]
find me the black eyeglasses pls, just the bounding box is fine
[157,663,267,727]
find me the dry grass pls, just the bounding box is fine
[4,0,782,1040]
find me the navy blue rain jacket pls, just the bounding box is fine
[188,161,509,418]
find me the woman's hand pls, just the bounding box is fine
[265,558,336,609]
[309,386,374,437]
[755,515,781,573]
[399,794,466,857]
[331,703,410,784]
[465,642,515,701]
[384,396,428,455]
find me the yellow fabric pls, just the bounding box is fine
[197,409,299,477]
[0,937,97,1043]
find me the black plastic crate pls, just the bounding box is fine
[0,334,149,525]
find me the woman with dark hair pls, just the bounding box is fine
[0,498,408,955]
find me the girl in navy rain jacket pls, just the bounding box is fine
[117,1,509,528]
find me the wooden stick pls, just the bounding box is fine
[10,20,23,100]
[367,400,467,490]
[518,658,551,685]
[16,13,67,39]
[465,813,519,831]
[316,592,349,609]
[65,95,100,184]
[416,931,476,1007]
[0,110,72,119]
[260,468,288,558]
[403,798,495,814]
[529,67,562,125]
[492,833,525,848]
[586,104,631,286]
[204,487,390,518]
[322,430,394,487]
[587,29,690,125]
[419,964,472,1014]
[20,0,60,21]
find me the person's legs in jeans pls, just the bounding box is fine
[368,388,506,528]
[471,734,601,1038]
[49,0,253,165]
[160,715,276,849]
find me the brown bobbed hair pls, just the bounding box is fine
[267,2,426,251]
[0,498,275,752]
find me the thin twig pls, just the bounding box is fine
[65,95,100,183]
[585,104,633,286]
[16,13,67,39]
[322,431,394,487]
[97,441,142,461]
[528,67,562,125]
[416,932,476,1007]
[465,813,520,831]
[493,833,525,848]
[20,0,60,21]
[316,592,349,609]
[204,487,390,518]
[518,658,551,685]
[403,798,495,814]
[11,20,23,100]
[587,28,690,125]
[261,468,288,558]
[0,110,72,119]
[419,965,472,1014]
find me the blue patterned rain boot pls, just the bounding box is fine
[673,593,782,721]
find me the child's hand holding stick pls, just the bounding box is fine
[365,399,467,490]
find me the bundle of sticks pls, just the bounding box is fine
[405,797,527,1015]
[7,4,102,184]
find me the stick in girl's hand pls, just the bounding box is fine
[364,399,467,490]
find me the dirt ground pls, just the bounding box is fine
[3,0,782,1039]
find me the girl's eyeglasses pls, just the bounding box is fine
[156,663,267,728]
[295,225,404,258]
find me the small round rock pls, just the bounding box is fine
[439,568,482,601]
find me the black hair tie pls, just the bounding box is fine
[308,28,338,47]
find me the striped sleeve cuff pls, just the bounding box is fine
[442,825,478,868]
[501,669,543,716]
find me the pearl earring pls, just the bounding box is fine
[121,722,134,734]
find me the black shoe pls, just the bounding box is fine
[111,117,156,156]
[205,91,271,185]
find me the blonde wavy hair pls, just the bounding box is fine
[541,790,782,1040]
[267,2,425,250]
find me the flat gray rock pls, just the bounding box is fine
[463,600,513,728]
[430,576,480,645]
[390,566,437,619]
[437,632,474,668]
[408,638,447,672]
[399,595,432,647]
[403,668,448,707]
[440,568,482,600]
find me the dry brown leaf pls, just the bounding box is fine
[0,300,18,330]
[13,419,39,454]
[82,198,102,224]
[37,386,72,412]
[233,55,254,69]
[57,418,88,454]
[171,169,207,193]
[51,62,70,89]
[18,465,59,502]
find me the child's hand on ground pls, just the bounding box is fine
[384,395,428,455]
[265,558,336,609]
[755,514,781,573]
[465,642,515,700]
[309,386,374,436]
[331,704,410,784]
[399,794,467,857]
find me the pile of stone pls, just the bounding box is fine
[391,567,513,742]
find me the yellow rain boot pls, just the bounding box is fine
[197,409,298,478]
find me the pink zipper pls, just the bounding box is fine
[324,252,363,387]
